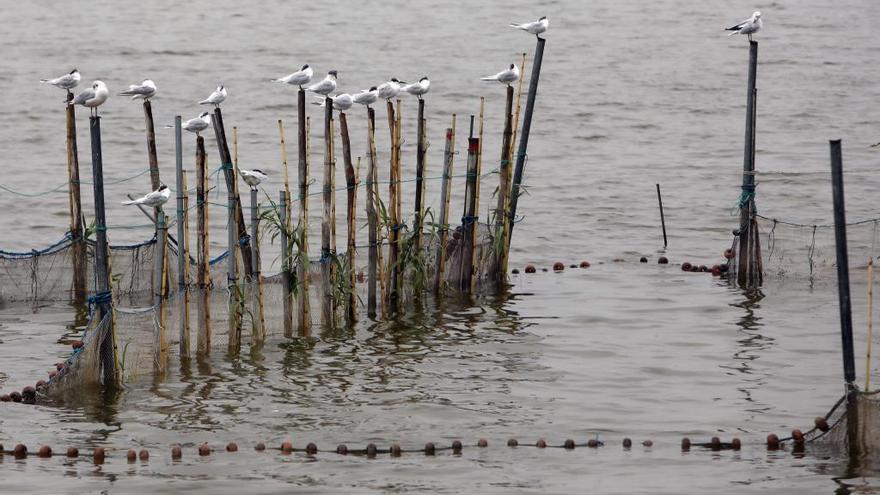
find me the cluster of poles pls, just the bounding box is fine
[53,37,547,386]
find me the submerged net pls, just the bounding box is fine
[809,390,880,456]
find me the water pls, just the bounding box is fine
[2,0,880,492]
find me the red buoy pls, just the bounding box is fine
[553,262,565,272]
[622,438,632,449]
[507,438,518,447]
[587,439,600,448]
[172,445,182,459]
[815,417,829,432]
[38,445,52,458]
[791,429,805,443]
[681,262,693,272]
[254,442,266,452]
[564,439,575,449]
[452,440,463,453]
[732,438,742,450]
[226,442,238,453]
[524,264,536,274]
[13,444,27,459]
[536,439,547,448]
[66,447,79,458]
[93,447,106,464]
[766,433,780,450]
[336,444,348,455]
[390,444,402,457]
[710,437,721,451]
[681,438,691,451]
[477,438,488,448]
[658,257,669,265]
[139,449,149,461]
[642,440,653,448]
[305,442,317,454]
[127,449,137,463]
[424,442,436,455]
[198,443,211,456]
[724,249,734,259]
[366,443,377,458]
[580,261,591,268]
[280,441,293,454]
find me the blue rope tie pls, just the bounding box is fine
[238,234,251,246]
[461,215,479,225]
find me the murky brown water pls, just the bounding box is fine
[2,0,880,492]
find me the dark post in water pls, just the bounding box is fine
[737,40,762,289]
[830,139,855,388]
[656,184,668,249]
[89,116,118,386]
[65,95,87,302]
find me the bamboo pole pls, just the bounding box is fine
[280,190,293,337]
[321,98,334,326]
[278,120,291,198]
[341,113,357,324]
[495,87,515,282]
[386,100,400,312]
[196,136,211,354]
[366,107,379,317]
[470,98,485,293]
[434,116,456,293]
[226,133,242,353]
[414,98,427,259]
[868,259,875,391]
[460,137,480,292]
[510,53,528,154]
[508,38,546,253]
[298,112,312,334]
[65,95,86,303]
[89,115,119,386]
[153,211,168,372]
[251,187,265,341]
[179,170,191,357]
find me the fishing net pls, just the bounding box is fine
[41,310,113,398]
[808,390,880,457]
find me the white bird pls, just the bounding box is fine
[402,77,430,99]
[313,93,353,111]
[377,78,403,100]
[41,68,81,91]
[118,79,157,100]
[167,112,212,135]
[353,87,379,107]
[70,80,109,115]
[481,64,519,85]
[510,16,548,36]
[122,185,170,207]
[240,169,268,189]
[199,84,227,106]
[306,70,338,96]
[725,11,762,41]
[273,64,313,89]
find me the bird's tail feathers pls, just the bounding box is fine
[39,79,50,83]
[480,77,496,81]
[509,23,522,29]
[163,124,174,129]
[727,30,739,36]
[198,99,210,105]
[122,199,139,206]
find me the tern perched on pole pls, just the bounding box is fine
[240,169,268,190]
[199,84,227,106]
[41,69,81,94]
[123,185,170,206]
[118,79,157,100]
[353,87,379,108]
[725,11,762,41]
[306,70,338,96]
[510,16,548,37]
[402,77,431,99]
[273,64,313,89]
[167,112,211,136]
[481,64,520,86]
[377,78,403,100]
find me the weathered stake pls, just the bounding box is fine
[508,37,546,253]
[251,187,265,340]
[460,137,480,292]
[366,107,379,317]
[340,113,357,323]
[179,168,191,357]
[65,96,87,302]
[195,136,211,354]
[89,116,118,386]
[321,98,334,327]
[469,98,485,294]
[656,184,668,249]
[386,100,400,312]
[867,258,875,391]
[434,116,456,293]
[831,139,855,388]
[414,98,427,261]
[495,86,515,282]
[298,109,312,334]
[737,40,762,289]
[153,211,169,372]
[280,190,293,337]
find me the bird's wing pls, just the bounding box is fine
[72,88,96,104]
[725,19,748,31]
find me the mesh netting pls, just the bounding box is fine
[41,311,113,397]
[808,390,880,455]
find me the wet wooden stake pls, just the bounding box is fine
[65,95,86,303]
[434,116,456,293]
[656,184,668,249]
[737,40,761,289]
[508,37,546,255]
[867,259,875,391]
[322,98,334,327]
[153,211,169,372]
[495,86,515,282]
[386,100,400,312]
[251,187,265,340]
[460,136,480,292]
[89,115,119,386]
[831,139,856,388]
[211,108,253,278]
[280,190,293,337]
[179,169,191,356]
[469,99,485,293]
[340,113,357,323]
[298,108,312,334]
[414,98,427,265]
[366,107,380,317]
[226,136,241,353]
[195,136,211,354]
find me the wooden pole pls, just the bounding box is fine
[298,110,312,334]
[179,169,191,357]
[89,115,118,386]
[153,211,168,372]
[65,95,86,303]
[278,120,291,197]
[143,100,161,191]
[508,37,546,252]
[196,136,211,354]
[510,53,528,155]
[225,135,241,352]
[738,40,760,288]
[868,259,875,391]
[460,137,480,292]
[414,98,427,258]
[831,139,856,388]
[341,113,357,323]
[495,87,515,282]
[251,187,265,340]
[470,98,485,294]
[434,116,456,293]
[280,190,293,337]
[656,184,668,249]
[321,98,334,326]
[366,107,379,317]
[386,100,400,312]
[211,108,253,278]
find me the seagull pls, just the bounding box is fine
[306,70,337,96]
[725,11,762,41]
[481,64,519,85]
[240,169,268,189]
[199,84,227,106]
[272,64,313,89]
[377,78,403,100]
[41,68,80,92]
[510,16,548,37]
[118,79,157,100]
[402,77,430,99]
[122,185,170,207]
[70,80,109,116]
[167,112,212,135]
[353,87,379,107]
[313,93,353,111]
